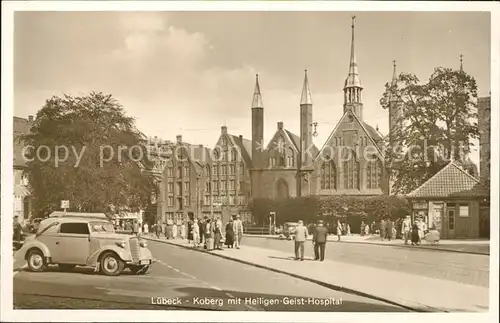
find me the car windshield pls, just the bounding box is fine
[90,222,115,233]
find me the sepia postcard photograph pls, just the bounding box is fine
[1,1,498,322]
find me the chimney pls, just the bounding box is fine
[221,126,227,134]
[176,135,182,144]
[239,135,243,142]
[28,115,34,122]
[277,121,284,130]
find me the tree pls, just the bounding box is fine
[380,67,479,194]
[22,92,158,217]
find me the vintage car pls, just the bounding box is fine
[20,211,155,276]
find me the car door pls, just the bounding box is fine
[56,222,91,265]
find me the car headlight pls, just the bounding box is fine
[139,240,147,248]
[115,241,126,248]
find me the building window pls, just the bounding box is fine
[229,195,235,205]
[221,165,227,175]
[204,195,211,205]
[184,166,190,177]
[205,181,211,192]
[230,164,236,175]
[287,148,294,167]
[176,182,182,194]
[447,204,455,230]
[166,212,174,222]
[222,137,227,146]
[175,212,183,223]
[320,159,337,190]
[177,167,182,177]
[230,149,237,162]
[366,157,382,189]
[176,197,182,210]
[222,151,227,162]
[167,167,173,177]
[279,155,285,166]
[342,149,360,190]
[184,182,190,192]
[204,166,210,177]
[184,196,190,207]
[168,196,174,206]
[238,195,246,205]
[239,163,244,175]
[212,180,219,191]
[229,180,235,190]
[213,149,220,161]
[221,180,227,191]
[459,203,469,217]
[167,182,173,193]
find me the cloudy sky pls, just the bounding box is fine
[15,11,490,163]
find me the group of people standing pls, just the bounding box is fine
[150,222,187,240]
[293,220,329,261]
[186,214,244,251]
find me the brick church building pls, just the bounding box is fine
[250,16,390,200]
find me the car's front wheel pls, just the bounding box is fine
[27,249,47,272]
[129,265,150,275]
[100,252,124,276]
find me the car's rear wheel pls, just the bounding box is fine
[100,252,124,276]
[129,265,150,275]
[27,249,46,272]
[58,264,76,271]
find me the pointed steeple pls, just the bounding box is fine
[389,60,398,103]
[344,15,361,89]
[252,74,264,108]
[300,70,313,105]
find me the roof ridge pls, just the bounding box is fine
[407,161,453,197]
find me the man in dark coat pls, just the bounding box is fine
[312,220,328,261]
[386,218,393,241]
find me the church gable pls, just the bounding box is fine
[265,122,299,169]
[316,111,383,161]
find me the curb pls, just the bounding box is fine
[244,235,489,256]
[144,237,436,312]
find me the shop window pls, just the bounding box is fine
[459,204,469,217]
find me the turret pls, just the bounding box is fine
[300,70,313,169]
[251,74,264,169]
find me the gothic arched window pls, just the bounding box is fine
[366,156,382,189]
[342,149,360,189]
[320,158,337,190]
[287,148,294,167]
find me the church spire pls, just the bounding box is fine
[389,60,398,103]
[344,15,361,90]
[252,74,264,108]
[343,15,363,119]
[300,70,312,105]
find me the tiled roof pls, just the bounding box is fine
[14,117,31,168]
[228,134,253,167]
[407,162,489,199]
[285,130,319,156]
[362,122,383,142]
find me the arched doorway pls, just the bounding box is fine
[275,178,289,199]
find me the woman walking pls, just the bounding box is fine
[213,218,223,250]
[205,219,214,251]
[225,219,235,248]
[411,223,420,245]
[336,220,342,241]
[192,219,200,248]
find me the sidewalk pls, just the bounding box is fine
[144,236,489,312]
[245,234,490,255]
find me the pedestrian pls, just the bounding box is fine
[213,217,223,250]
[313,220,328,261]
[172,223,178,240]
[205,219,214,251]
[346,223,351,235]
[364,224,370,236]
[379,219,386,241]
[143,222,149,235]
[360,221,365,237]
[342,222,347,236]
[336,220,342,241]
[199,217,206,246]
[180,222,186,240]
[411,223,420,245]
[371,221,376,235]
[187,219,193,244]
[402,215,412,244]
[225,218,235,248]
[232,214,244,249]
[192,219,200,248]
[162,222,167,239]
[386,218,393,241]
[293,220,308,261]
